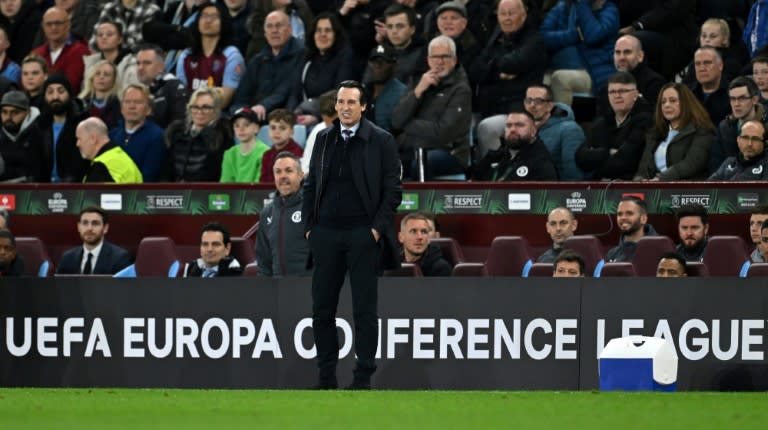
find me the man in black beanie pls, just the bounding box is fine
[37,72,88,182]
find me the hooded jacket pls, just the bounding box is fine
[0,107,47,182]
[538,103,586,180]
[255,190,310,277]
[606,224,658,262]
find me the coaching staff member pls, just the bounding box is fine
[302,80,403,390]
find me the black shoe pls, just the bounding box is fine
[344,380,371,390]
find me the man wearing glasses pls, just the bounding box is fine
[709,119,768,180]
[31,7,90,94]
[56,206,132,275]
[391,35,471,180]
[708,76,767,174]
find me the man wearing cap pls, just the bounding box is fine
[391,35,472,180]
[76,117,143,183]
[363,44,406,132]
[31,7,90,94]
[38,73,89,182]
[0,90,46,182]
[428,1,481,72]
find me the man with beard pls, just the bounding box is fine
[537,207,578,263]
[674,204,709,262]
[656,251,688,277]
[0,230,24,277]
[471,109,557,181]
[606,196,658,262]
[56,206,133,275]
[363,44,406,132]
[38,73,89,182]
[398,212,451,276]
[0,90,46,182]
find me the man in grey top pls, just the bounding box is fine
[537,207,578,263]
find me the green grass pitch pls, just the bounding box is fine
[0,389,766,429]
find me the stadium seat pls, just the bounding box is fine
[452,262,485,277]
[294,125,307,148]
[562,235,605,277]
[14,237,53,277]
[485,236,533,277]
[702,236,751,277]
[257,127,271,146]
[431,237,465,267]
[600,262,637,277]
[230,236,256,265]
[243,262,259,277]
[686,262,709,277]
[632,236,676,276]
[116,237,180,277]
[384,263,423,277]
[527,262,554,277]
[747,263,768,277]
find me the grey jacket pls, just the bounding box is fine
[255,190,310,277]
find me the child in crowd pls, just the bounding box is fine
[219,107,270,183]
[259,109,303,184]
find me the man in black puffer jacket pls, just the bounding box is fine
[398,212,451,277]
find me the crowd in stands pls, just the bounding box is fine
[0,0,766,183]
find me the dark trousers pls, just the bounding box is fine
[310,225,379,384]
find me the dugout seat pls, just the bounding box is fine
[747,263,768,277]
[115,236,180,277]
[14,237,53,277]
[632,236,676,276]
[599,262,637,277]
[243,262,259,277]
[686,262,709,277]
[485,236,533,277]
[384,263,423,277]
[702,236,751,277]
[230,236,256,265]
[527,262,554,277]
[562,235,605,277]
[431,237,466,267]
[452,262,485,277]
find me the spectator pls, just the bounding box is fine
[709,77,766,174]
[710,120,768,180]
[90,0,160,53]
[224,0,252,55]
[391,35,471,180]
[183,222,242,277]
[56,205,133,275]
[617,0,697,80]
[375,4,425,85]
[539,0,619,105]
[552,249,585,277]
[144,0,204,73]
[0,90,46,182]
[425,1,481,73]
[469,0,547,119]
[231,10,304,121]
[362,44,406,132]
[135,44,189,129]
[675,204,709,262]
[83,21,139,92]
[687,46,730,126]
[245,0,313,59]
[176,2,245,109]
[301,89,336,172]
[0,229,23,276]
[606,196,658,262]
[751,206,768,263]
[20,55,47,110]
[634,83,715,181]
[165,87,232,181]
[337,0,389,63]
[576,71,653,180]
[78,60,121,129]
[76,117,143,183]
[682,18,750,87]
[472,109,558,181]
[108,84,167,182]
[38,73,89,182]
[59,0,101,42]
[398,212,451,276]
[753,56,768,105]
[0,0,42,63]
[255,152,310,277]
[32,7,91,94]
[656,251,687,277]
[537,207,577,263]
[743,0,768,58]
[0,25,19,82]
[288,12,359,127]
[260,108,303,184]
[220,107,269,183]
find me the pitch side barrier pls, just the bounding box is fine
[1,277,767,391]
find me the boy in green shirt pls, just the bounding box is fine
[220,108,270,182]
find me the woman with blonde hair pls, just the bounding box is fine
[682,18,749,85]
[634,82,715,181]
[79,60,121,129]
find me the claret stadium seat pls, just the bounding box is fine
[431,237,466,267]
[230,236,257,265]
[485,236,533,277]
[562,235,605,277]
[243,262,259,277]
[632,236,676,276]
[114,236,180,277]
[702,236,751,277]
[600,262,637,277]
[527,262,554,277]
[686,262,709,277]
[747,263,768,277]
[14,237,53,277]
[452,262,485,277]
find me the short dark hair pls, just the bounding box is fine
[618,196,647,215]
[0,229,15,246]
[200,222,231,246]
[268,108,296,126]
[658,251,687,274]
[607,71,637,86]
[274,151,302,172]
[751,56,768,66]
[318,90,337,117]
[337,80,367,105]
[527,84,554,101]
[751,203,768,216]
[728,76,760,97]
[507,108,536,123]
[554,250,585,276]
[79,205,109,224]
[384,3,417,26]
[761,219,768,232]
[97,21,124,37]
[137,43,165,58]
[675,203,708,225]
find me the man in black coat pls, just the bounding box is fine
[472,109,558,181]
[56,206,133,275]
[302,80,402,390]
